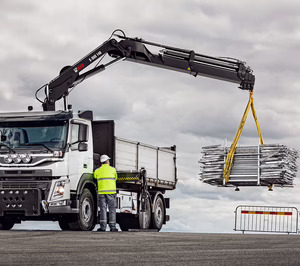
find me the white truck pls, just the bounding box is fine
[0,110,176,231]
[0,30,255,230]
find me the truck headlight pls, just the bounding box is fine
[11,154,21,164]
[53,181,65,199]
[20,153,32,163]
[4,155,13,164]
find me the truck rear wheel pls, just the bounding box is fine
[151,196,165,231]
[118,214,139,231]
[118,196,151,231]
[138,195,151,229]
[58,218,71,231]
[69,188,95,231]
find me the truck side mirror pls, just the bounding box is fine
[78,142,88,152]
[78,124,88,142]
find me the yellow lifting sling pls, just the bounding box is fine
[224,90,264,184]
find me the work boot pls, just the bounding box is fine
[110,228,118,232]
[97,228,106,232]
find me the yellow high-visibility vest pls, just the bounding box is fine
[94,164,118,194]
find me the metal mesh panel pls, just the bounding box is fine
[234,205,299,234]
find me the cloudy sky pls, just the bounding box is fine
[1,0,300,233]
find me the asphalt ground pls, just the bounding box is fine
[0,231,300,265]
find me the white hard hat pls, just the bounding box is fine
[100,154,110,163]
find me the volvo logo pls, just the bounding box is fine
[4,153,32,164]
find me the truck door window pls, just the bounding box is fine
[71,124,79,150]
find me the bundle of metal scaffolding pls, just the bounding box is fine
[199,144,299,187]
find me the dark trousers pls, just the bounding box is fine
[98,194,117,230]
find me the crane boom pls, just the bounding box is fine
[41,31,255,111]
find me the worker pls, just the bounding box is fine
[94,154,118,232]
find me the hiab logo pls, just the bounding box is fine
[73,64,84,73]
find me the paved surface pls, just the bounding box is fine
[0,231,300,265]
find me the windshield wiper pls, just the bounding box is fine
[21,143,53,153]
[0,143,16,153]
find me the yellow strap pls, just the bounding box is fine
[250,92,264,145]
[224,90,264,184]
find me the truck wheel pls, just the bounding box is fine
[138,195,151,229]
[118,214,139,231]
[58,219,71,231]
[69,189,95,231]
[118,195,151,231]
[151,196,165,231]
[0,220,15,230]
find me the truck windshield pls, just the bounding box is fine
[0,120,68,150]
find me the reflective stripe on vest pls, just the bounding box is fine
[94,164,118,194]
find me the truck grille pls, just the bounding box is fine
[0,182,38,189]
[0,182,49,190]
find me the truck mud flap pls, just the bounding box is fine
[0,189,41,216]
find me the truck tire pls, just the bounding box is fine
[151,196,165,231]
[138,195,151,229]
[0,220,15,230]
[58,219,71,231]
[118,214,139,231]
[69,189,95,231]
[118,196,151,231]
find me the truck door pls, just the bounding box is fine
[68,121,92,188]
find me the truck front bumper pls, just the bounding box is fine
[0,188,79,217]
[44,199,79,214]
[48,205,79,214]
[0,188,41,216]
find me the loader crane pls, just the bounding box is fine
[40,29,255,111]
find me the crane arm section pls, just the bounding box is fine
[42,31,255,111]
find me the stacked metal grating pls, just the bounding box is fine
[199,144,299,187]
